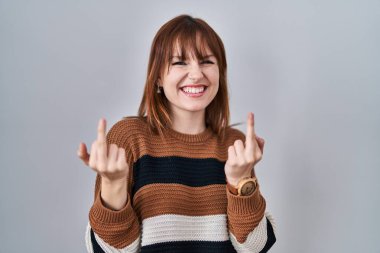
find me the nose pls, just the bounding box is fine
[188,62,204,81]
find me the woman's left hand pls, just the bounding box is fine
[225,112,265,187]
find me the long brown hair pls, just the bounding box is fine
[137,14,230,138]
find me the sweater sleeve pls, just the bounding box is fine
[85,119,141,252]
[225,128,277,252]
[226,183,277,252]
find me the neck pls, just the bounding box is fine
[170,109,206,135]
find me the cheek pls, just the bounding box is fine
[165,71,186,87]
[207,68,220,84]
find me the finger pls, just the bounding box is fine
[97,118,107,143]
[77,142,86,157]
[77,142,90,166]
[227,145,237,162]
[254,137,263,163]
[96,118,108,164]
[117,148,127,169]
[245,112,256,156]
[88,141,97,169]
[107,144,118,170]
[96,144,107,171]
[256,137,265,154]
[233,139,245,163]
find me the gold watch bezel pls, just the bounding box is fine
[237,177,257,196]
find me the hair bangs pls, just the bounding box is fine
[167,23,219,65]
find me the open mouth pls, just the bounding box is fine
[180,86,208,96]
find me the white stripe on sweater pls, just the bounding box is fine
[141,214,229,246]
[85,212,276,252]
[85,223,141,253]
[230,212,276,253]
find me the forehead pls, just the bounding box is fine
[169,35,213,59]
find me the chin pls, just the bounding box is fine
[184,106,207,112]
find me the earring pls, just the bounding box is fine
[157,84,161,93]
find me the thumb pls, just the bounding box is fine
[77,142,90,166]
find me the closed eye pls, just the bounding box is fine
[201,60,214,64]
[172,61,186,65]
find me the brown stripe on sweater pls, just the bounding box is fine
[133,184,228,220]
[118,117,245,162]
[226,186,267,243]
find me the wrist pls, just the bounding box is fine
[226,172,253,188]
[101,176,127,186]
[226,167,256,185]
[226,178,239,188]
[101,177,127,197]
[100,180,128,211]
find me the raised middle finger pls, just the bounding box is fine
[96,118,107,163]
[97,118,106,143]
[245,112,256,156]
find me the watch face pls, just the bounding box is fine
[241,181,256,196]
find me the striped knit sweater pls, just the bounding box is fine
[86,116,277,253]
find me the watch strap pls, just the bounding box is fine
[226,181,239,195]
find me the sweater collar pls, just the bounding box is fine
[163,126,214,143]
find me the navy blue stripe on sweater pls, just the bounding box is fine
[90,228,105,253]
[141,240,237,253]
[259,217,277,252]
[132,155,226,195]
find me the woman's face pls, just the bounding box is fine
[159,46,219,117]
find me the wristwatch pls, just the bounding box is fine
[227,177,257,196]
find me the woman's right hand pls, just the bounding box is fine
[77,118,129,210]
[77,118,129,184]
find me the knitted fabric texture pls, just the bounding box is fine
[87,117,276,252]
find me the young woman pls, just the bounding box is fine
[78,14,276,253]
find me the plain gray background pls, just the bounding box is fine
[1,0,379,252]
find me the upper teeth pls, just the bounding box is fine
[182,86,205,93]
